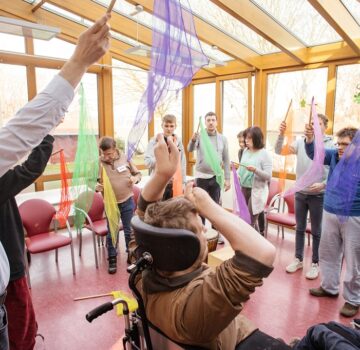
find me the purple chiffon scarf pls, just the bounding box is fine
[126,0,209,160]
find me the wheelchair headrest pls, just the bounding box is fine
[131,216,201,272]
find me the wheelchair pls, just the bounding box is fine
[86,215,206,350]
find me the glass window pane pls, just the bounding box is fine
[266,68,328,172]
[182,0,279,54]
[334,63,360,133]
[0,33,25,53]
[36,68,99,175]
[252,0,342,46]
[0,64,28,127]
[193,83,216,134]
[154,90,183,136]
[112,59,148,165]
[222,78,249,162]
[34,37,75,60]
[341,0,360,26]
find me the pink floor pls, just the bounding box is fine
[28,226,351,350]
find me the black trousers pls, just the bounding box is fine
[196,177,221,224]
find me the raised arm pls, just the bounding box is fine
[274,121,296,155]
[0,15,110,177]
[187,132,198,152]
[0,135,54,206]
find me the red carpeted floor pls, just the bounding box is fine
[28,226,351,350]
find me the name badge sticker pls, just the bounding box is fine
[116,165,127,173]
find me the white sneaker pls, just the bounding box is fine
[286,258,303,273]
[306,263,319,280]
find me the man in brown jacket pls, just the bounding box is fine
[134,134,289,349]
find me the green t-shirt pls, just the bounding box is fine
[237,149,261,188]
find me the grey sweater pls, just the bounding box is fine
[187,131,230,181]
[274,134,334,194]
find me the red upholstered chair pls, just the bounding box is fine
[265,192,296,238]
[19,199,75,287]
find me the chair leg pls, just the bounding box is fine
[92,232,99,269]
[24,249,31,289]
[70,242,76,275]
[281,226,284,239]
[79,228,83,257]
[55,248,58,263]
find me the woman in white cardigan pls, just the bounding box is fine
[238,127,272,233]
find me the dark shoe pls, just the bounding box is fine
[309,286,338,298]
[340,302,359,317]
[108,256,117,274]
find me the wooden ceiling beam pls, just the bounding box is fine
[125,0,259,68]
[46,0,152,46]
[0,0,150,70]
[211,0,306,64]
[308,0,360,56]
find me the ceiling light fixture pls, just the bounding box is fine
[124,4,152,57]
[0,16,60,40]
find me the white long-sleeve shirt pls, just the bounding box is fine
[0,74,74,177]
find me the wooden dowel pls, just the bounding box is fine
[308,97,314,124]
[51,149,63,157]
[107,0,117,13]
[196,117,201,133]
[73,292,112,301]
[283,99,293,122]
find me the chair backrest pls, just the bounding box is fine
[19,199,56,237]
[283,193,295,214]
[86,192,105,222]
[267,179,280,206]
[131,216,201,272]
[132,185,141,212]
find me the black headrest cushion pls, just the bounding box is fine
[131,216,201,272]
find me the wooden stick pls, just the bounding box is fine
[107,0,117,13]
[51,149,63,157]
[73,292,112,301]
[308,98,314,124]
[283,99,293,122]
[196,117,201,133]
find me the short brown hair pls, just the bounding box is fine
[162,114,177,124]
[336,127,358,140]
[237,130,245,138]
[317,114,329,128]
[99,136,116,151]
[144,197,199,234]
[205,111,217,120]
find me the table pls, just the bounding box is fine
[207,246,234,267]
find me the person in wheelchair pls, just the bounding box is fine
[131,133,289,350]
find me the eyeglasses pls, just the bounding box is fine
[335,142,351,147]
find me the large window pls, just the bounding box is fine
[334,63,360,133]
[0,64,28,127]
[222,78,249,162]
[0,33,25,53]
[112,59,148,165]
[36,68,99,175]
[34,37,75,59]
[193,83,216,134]
[154,90,183,137]
[266,68,328,172]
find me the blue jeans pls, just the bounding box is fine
[0,305,9,350]
[107,197,135,258]
[295,192,324,263]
